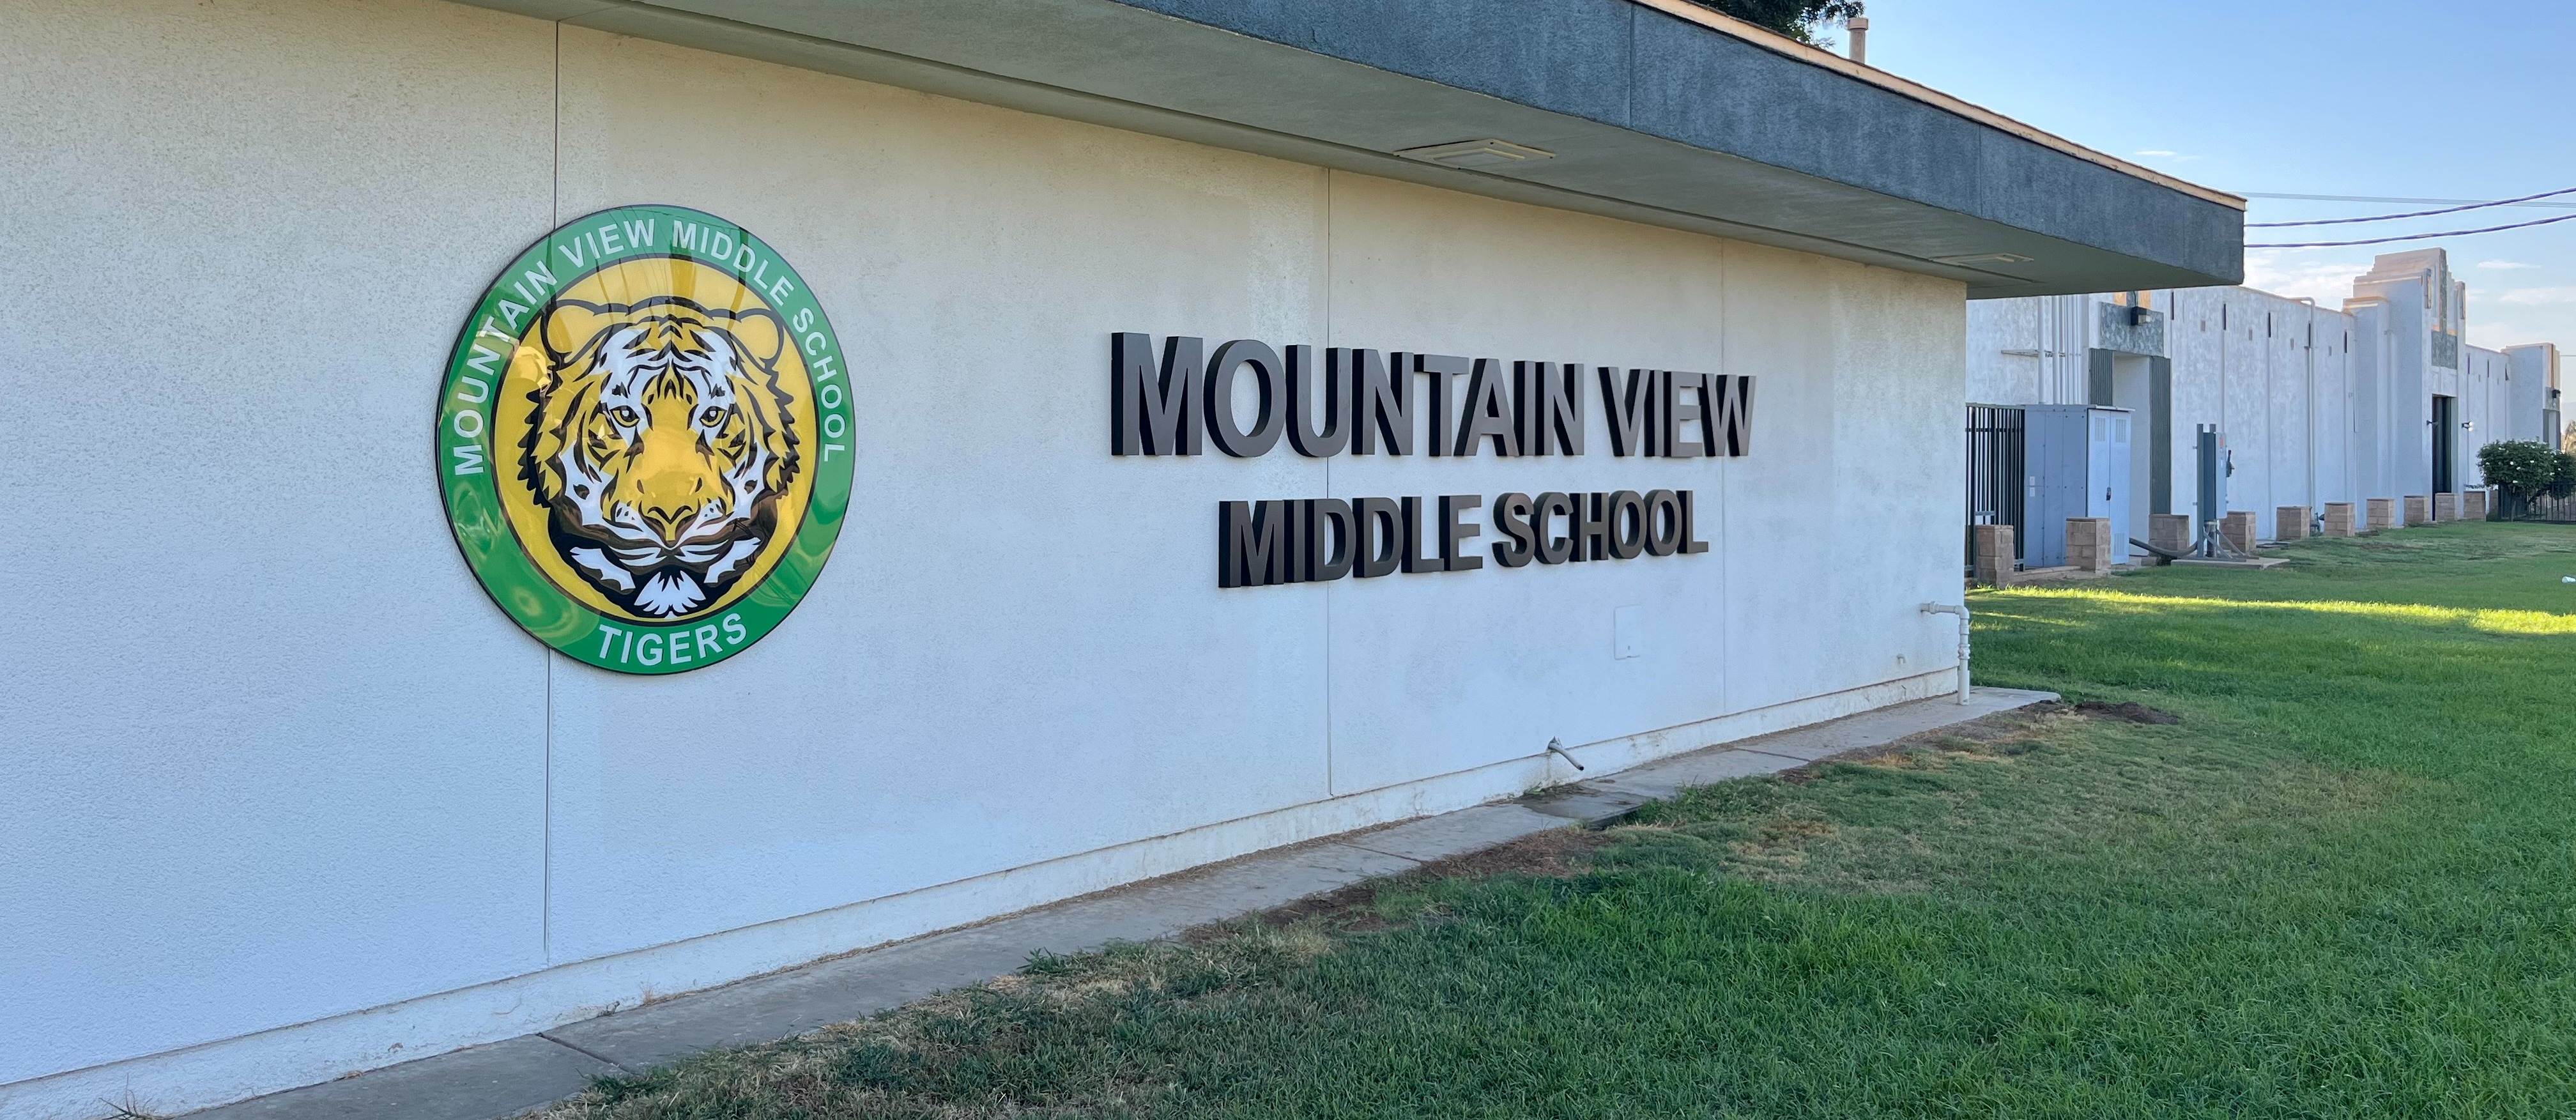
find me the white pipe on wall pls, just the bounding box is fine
[1921,602,1971,704]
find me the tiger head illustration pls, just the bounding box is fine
[519,296,801,619]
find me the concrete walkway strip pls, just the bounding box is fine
[181,687,2053,1120]
[178,1037,618,1120]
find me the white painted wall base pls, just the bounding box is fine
[3,668,1952,1120]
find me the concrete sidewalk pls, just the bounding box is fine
[184,686,2052,1120]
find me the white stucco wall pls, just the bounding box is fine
[1968,272,2543,541]
[2163,288,2360,529]
[2505,344,2558,447]
[1,2,1970,1117]
[1965,294,2093,406]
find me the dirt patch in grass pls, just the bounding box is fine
[1413,822,1605,878]
[1243,826,1606,933]
[1774,702,2079,779]
[2078,700,2182,724]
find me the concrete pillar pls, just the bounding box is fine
[2465,489,2489,521]
[2149,513,2191,560]
[2435,493,2459,522]
[2066,517,2113,574]
[2221,511,2258,555]
[2322,502,2357,537]
[2367,498,2397,531]
[2404,495,2431,526]
[1972,524,2014,587]
[2276,505,2310,541]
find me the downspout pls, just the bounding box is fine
[2306,308,2319,510]
[1921,602,1970,705]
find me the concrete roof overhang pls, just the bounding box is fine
[463,0,2245,298]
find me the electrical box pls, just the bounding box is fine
[2025,405,2132,567]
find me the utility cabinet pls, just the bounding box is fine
[2025,405,2132,568]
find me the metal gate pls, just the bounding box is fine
[1966,404,2027,565]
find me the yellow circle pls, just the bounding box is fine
[492,257,819,624]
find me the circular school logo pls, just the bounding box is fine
[436,205,853,673]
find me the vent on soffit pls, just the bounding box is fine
[1395,139,1557,170]
[1933,252,2036,267]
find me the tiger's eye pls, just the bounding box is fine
[700,406,726,426]
[611,406,640,426]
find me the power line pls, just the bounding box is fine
[2239,191,2576,211]
[2248,210,2576,249]
[2248,186,2576,227]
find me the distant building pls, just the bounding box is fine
[1967,247,2560,555]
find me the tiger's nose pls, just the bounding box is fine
[641,503,689,546]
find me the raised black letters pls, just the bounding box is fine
[1414,354,1471,457]
[1643,489,1682,556]
[1528,362,1584,456]
[1353,496,1402,578]
[1455,359,1520,457]
[1574,492,1611,562]
[1348,349,1413,456]
[1534,491,1575,565]
[1309,498,1356,581]
[1112,333,1201,456]
[1441,495,1483,572]
[1600,367,1652,457]
[1285,344,1349,457]
[1607,490,1646,559]
[1492,493,1536,567]
[1399,496,1443,573]
[1679,489,1711,553]
[1218,500,1288,587]
[1204,339,1284,457]
[1710,374,1754,456]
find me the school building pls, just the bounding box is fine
[0,1,2241,1116]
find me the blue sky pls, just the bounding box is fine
[1860,0,2576,351]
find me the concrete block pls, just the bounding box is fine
[2466,489,2490,521]
[2148,512,2191,559]
[2275,505,2310,541]
[2404,495,2431,526]
[2367,498,2398,531]
[2221,511,2258,555]
[2322,502,2356,537]
[2435,493,2459,522]
[2064,517,2113,574]
[1970,524,2014,587]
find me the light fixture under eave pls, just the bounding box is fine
[1933,252,2035,267]
[1395,139,1556,170]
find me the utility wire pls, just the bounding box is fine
[2249,210,2576,249]
[2248,185,2576,227]
[2241,191,2576,211]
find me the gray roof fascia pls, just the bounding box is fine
[455,0,2243,298]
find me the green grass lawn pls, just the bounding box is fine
[541,524,2576,1119]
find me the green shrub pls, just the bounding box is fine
[2477,440,2569,517]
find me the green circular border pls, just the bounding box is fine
[436,204,854,674]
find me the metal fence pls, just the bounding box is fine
[2522,493,2576,523]
[1966,404,2027,565]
